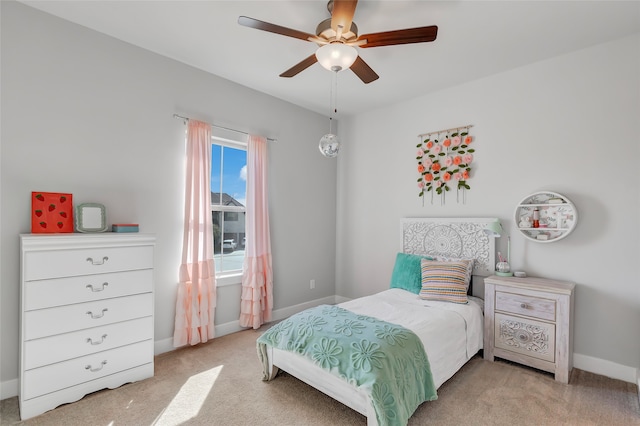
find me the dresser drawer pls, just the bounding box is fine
[494,312,555,362]
[495,291,556,321]
[23,245,154,281]
[22,339,153,400]
[24,269,152,310]
[24,316,153,370]
[24,293,153,340]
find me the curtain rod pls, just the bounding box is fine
[418,124,474,139]
[173,114,277,142]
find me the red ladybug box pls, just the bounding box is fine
[31,192,73,233]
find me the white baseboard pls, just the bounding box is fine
[334,295,352,304]
[156,295,342,355]
[4,298,636,401]
[1,379,18,401]
[154,319,249,355]
[270,295,343,322]
[573,353,638,384]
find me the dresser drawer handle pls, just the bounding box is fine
[86,256,109,265]
[86,282,109,292]
[85,360,107,372]
[520,303,528,309]
[86,334,108,345]
[86,308,108,319]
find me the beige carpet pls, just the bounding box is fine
[1,325,638,425]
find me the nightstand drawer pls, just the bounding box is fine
[494,313,555,362]
[495,291,556,321]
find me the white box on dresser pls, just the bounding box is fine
[483,275,575,383]
[19,233,156,420]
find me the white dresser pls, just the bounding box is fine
[19,233,156,420]
[483,275,575,383]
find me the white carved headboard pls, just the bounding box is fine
[401,217,497,277]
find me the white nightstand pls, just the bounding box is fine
[483,275,575,383]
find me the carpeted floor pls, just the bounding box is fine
[1,325,639,425]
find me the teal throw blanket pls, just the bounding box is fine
[257,304,437,426]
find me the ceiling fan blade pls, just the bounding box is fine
[350,56,379,84]
[238,16,316,42]
[280,54,318,78]
[331,0,358,35]
[358,25,438,48]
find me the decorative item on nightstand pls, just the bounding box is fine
[484,219,513,277]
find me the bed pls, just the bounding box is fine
[257,218,498,426]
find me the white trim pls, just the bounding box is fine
[3,314,637,401]
[215,273,242,287]
[573,353,637,384]
[1,378,18,401]
[157,295,341,356]
[268,295,339,323]
[212,135,247,150]
[334,295,352,304]
[637,370,640,407]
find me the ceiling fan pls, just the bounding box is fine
[238,0,438,84]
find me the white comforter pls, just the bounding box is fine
[338,288,484,389]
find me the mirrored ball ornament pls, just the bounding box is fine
[319,133,340,158]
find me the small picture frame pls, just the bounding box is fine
[75,203,108,233]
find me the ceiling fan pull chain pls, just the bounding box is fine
[329,71,334,133]
[333,69,339,119]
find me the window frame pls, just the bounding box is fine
[211,135,247,285]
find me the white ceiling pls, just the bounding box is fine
[18,1,640,116]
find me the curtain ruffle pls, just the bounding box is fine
[240,254,273,329]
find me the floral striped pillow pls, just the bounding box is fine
[419,259,469,304]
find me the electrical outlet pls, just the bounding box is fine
[310,279,316,289]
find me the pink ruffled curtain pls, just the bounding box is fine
[239,135,273,329]
[173,120,216,347]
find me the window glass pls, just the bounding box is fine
[211,142,246,275]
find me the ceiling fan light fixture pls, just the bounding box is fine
[315,43,358,72]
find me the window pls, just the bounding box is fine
[211,137,247,277]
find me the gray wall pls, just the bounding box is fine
[336,34,640,382]
[1,1,336,396]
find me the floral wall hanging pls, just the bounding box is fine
[416,125,475,205]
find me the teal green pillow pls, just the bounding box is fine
[390,252,435,294]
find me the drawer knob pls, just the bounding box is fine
[520,303,528,309]
[86,256,109,265]
[85,360,107,373]
[86,282,109,292]
[86,308,108,319]
[86,334,108,345]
